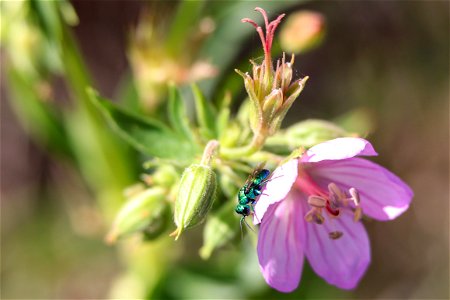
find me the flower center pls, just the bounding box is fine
[296,167,362,239]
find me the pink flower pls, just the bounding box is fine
[254,137,413,292]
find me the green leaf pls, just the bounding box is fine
[88,88,198,161]
[191,83,217,140]
[168,85,196,142]
[217,92,231,139]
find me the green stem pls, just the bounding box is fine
[220,129,267,159]
[200,140,219,165]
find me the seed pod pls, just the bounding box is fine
[171,164,217,240]
[106,187,167,244]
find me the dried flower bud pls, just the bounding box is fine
[106,187,167,243]
[171,164,217,240]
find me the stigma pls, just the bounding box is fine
[296,170,363,240]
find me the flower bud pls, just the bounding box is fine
[199,201,238,259]
[280,11,325,54]
[262,89,283,124]
[144,165,179,188]
[285,119,348,148]
[171,164,217,240]
[106,187,167,243]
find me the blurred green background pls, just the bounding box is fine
[1,1,448,299]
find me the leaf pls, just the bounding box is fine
[167,85,196,142]
[217,91,231,139]
[88,88,198,160]
[191,83,217,140]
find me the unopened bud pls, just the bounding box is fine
[199,201,237,259]
[262,89,283,122]
[280,11,325,54]
[106,187,167,244]
[284,119,348,148]
[171,164,217,240]
[148,165,179,188]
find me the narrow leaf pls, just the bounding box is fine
[168,85,196,142]
[191,83,217,140]
[88,88,198,160]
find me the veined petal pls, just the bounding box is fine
[308,158,413,220]
[257,190,306,292]
[254,158,298,224]
[303,203,371,289]
[302,137,378,163]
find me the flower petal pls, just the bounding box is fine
[303,203,371,289]
[302,137,378,163]
[257,190,306,292]
[308,158,413,220]
[253,158,298,224]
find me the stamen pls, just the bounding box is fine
[349,187,360,205]
[307,195,326,208]
[353,206,362,222]
[305,208,324,225]
[329,231,343,240]
[328,183,344,200]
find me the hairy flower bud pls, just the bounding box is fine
[199,201,237,260]
[106,187,167,243]
[171,164,217,240]
[144,165,179,188]
[286,119,348,148]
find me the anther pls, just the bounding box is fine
[305,208,324,225]
[328,183,344,200]
[349,187,360,205]
[329,231,343,240]
[307,195,326,208]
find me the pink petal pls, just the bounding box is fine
[307,158,413,221]
[302,137,378,163]
[257,190,306,292]
[302,202,371,289]
[253,158,298,224]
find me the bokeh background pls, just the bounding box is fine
[1,1,448,299]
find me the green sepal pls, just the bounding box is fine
[191,83,217,140]
[88,88,198,161]
[167,84,196,142]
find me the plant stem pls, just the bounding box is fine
[220,129,267,159]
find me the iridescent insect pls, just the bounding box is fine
[235,166,271,235]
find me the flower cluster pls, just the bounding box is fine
[237,8,309,137]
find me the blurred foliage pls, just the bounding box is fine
[1,1,448,299]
